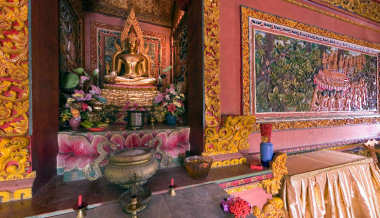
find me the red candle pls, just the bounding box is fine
[77,195,82,207]
[170,178,174,186]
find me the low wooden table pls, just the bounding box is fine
[283,150,380,217]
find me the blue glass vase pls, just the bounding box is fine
[260,142,273,167]
[165,114,177,126]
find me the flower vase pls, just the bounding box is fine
[165,114,176,126]
[69,117,81,131]
[260,142,273,167]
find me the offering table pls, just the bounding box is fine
[283,150,380,217]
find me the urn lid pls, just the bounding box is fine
[110,147,153,164]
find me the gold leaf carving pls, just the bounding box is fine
[283,0,380,33]
[203,116,255,156]
[203,0,221,128]
[0,0,34,186]
[314,0,380,23]
[0,0,29,137]
[261,153,288,195]
[253,197,286,218]
[0,137,34,181]
[252,117,380,132]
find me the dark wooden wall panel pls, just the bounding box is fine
[31,0,60,192]
[186,0,204,154]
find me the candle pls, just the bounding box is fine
[77,195,82,207]
[170,178,174,186]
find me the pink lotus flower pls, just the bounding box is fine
[154,94,163,104]
[167,103,176,113]
[89,85,101,95]
[72,90,92,101]
[80,76,89,85]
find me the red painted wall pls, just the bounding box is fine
[219,0,380,151]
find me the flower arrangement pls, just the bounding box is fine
[221,197,251,218]
[152,84,185,123]
[59,67,109,130]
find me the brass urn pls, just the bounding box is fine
[104,147,159,189]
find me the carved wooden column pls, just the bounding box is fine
[0,0,36,202]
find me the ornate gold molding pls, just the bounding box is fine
[253,197,286,218]
[261,153,288,195]
[0,1,35,202]
[203,116,255,156]
[224,182,261,195]
[211,157,247,168]
[254,117,380,132]
[0,137,35,181]
[284,0,380,33]
[311,0,380,23]
[0,188,32,203]
[0,0,29,137]
[241,7,252,115]
[203,0,221,128]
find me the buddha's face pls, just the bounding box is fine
[127,39,138,52]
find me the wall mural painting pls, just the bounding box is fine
[96,27,162,85]
[59,0,82,73]
[250,20,379,114]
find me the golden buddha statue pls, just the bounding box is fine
[105,32,156,86]
[101,8,159,107]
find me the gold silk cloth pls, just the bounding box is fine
[283,150,380,218]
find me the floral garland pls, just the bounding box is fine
[221,197,251,218]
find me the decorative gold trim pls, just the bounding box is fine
[0,137,35,181]
[211,157,247,168]
[284,0,380,33]
[252,197,286,218]
[0,1,35,200]
[0,0,30,137]
[224,182,261,195]
[314,0,380,23]
[203,116,255,156]
[203,0,221,128]
[255,117,380,132]
[315,0,380,23]
[241,7,252,115]
[0,187,32,203]
[260,153,288,195]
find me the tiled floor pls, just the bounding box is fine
[0,165,269,217]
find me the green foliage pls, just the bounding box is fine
[73,67,85,74]
[61,72,79,89]
[255,30,322,112]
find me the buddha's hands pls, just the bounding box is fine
[104,71,117,83]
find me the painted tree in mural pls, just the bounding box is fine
[255,30,377,113]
